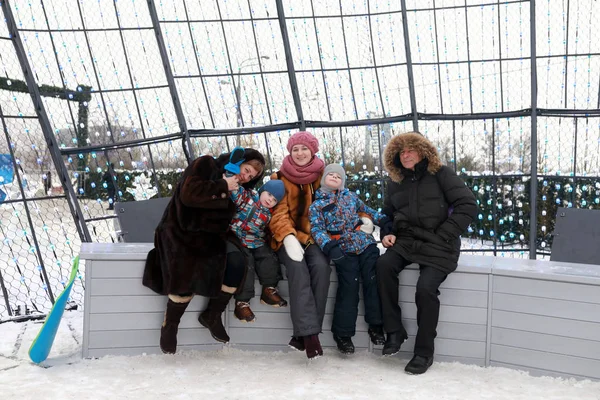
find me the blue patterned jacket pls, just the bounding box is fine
[309,188,385,255]
[229,186,272,249]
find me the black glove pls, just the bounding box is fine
[224,146,246,176]
[378,216,393,237]
[323,240,345,262]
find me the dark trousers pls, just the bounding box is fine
[332,244,382,337]
[376,250,447,357]
[235,245,282,302]
[278,243,331,337]
[222,241,247,288]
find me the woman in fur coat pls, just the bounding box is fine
[143,147,265,354]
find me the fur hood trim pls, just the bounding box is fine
[383,132,442,182]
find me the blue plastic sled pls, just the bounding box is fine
[29,256,80,364]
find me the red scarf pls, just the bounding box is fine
[279,155,324,185]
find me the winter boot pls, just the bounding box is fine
[260,286,288,307]
[368,325,386,346]
[382,330,409,356]
[405,354,434,375]
[234,301,256,322]
[288,336,305,352]
[333,335,355,355]
[198,291,233,343]
[160,299,190,354]
[303,334,323,359]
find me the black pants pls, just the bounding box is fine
[332,244,382,337]
[222,241,247,288]
[376,250,447,357]
[234,245,282,302]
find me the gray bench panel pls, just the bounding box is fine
[489,361,594,380]
[490,344,600,380]
[403,320,487,341]
[400,287,488,308]
[80,244,600,380]
[493,275,600,303]
[400,302,488,325]
[400,336,486,359]
[88,328,215,349]
[492,327,600,360]
[90,260,146,278]
[228,327,371,349]
[491,310,600,341]
[399,270,489,291]
[89,295,209,314]
[493,292,600,323]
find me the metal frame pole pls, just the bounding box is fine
[2,0,92,244]
[146,0,195,162]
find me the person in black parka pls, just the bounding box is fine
[377,132,477,374]
[143,148,265,354]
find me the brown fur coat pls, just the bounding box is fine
[142,149,265,297]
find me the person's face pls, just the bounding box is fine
[400,148,422,171]
[238,163,259,184]
[324,172,343,190]
[259,191,278,208]
[291,144,312,167]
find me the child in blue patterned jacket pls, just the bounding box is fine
[229,179,288,322]
[309,164,390,354]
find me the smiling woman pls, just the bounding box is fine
[142,147,266,354]
[268,130,330,359]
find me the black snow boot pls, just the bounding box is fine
[368,325,386,346]
[382,330,408,356]
[333,335,355,355]
[405,354,434,375]
[160,299,190,354]
[198,291,233,343]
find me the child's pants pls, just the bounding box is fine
[331,244,382,337]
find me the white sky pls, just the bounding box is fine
[1,0,600,174]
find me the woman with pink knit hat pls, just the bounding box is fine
[269,130,329,359]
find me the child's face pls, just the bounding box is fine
[324,172,343,190]
[259,191,278,208]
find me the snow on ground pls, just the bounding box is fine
[1,312,599,400]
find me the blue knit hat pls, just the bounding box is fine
[259,179,285,203]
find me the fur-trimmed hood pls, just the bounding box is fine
[383,132,442,182]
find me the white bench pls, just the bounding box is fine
[80,243,600,380]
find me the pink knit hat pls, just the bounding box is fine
[286,131,319,155]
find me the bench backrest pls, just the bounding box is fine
[114,197,171,243]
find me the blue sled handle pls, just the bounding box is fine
[28,256,80,364]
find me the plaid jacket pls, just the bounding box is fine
[309,188,385,255]
[229,186,272,249]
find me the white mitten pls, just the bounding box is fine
[283,235,304,262]
[359,217,374,234]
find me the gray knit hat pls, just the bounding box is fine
[320,164,346,193]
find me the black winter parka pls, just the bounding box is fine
[382,133,477,274]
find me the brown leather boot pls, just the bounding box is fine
[198,291,233,343]
[234,301,256,322]
[160,299,190,354]
[260,286,288,307]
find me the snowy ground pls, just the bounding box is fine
[1,312,599,400]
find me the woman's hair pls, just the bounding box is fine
[243,158,264,176]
